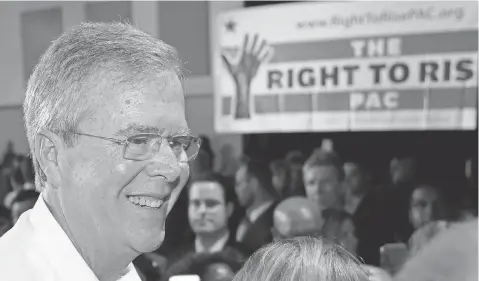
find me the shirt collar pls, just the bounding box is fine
[195,231,230,253]
[249,201,274,223]
[29,194,141,281]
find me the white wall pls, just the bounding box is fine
[0,1,243,170]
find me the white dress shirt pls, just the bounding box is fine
[236,200,274,241]
[0,195,141,281]
[194,232,230,253]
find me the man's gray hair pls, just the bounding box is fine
[23,22,185,191]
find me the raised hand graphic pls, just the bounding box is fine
[222,34,273,119]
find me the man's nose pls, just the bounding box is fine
[146,139,181,182]
[197,203,207,214]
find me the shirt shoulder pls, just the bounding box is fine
[0,216,54,280]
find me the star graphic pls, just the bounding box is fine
[225,20,236,32]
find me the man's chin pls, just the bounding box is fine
[133,229,166,253]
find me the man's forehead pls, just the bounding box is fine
[90,71,183,108]
[190,181,223,196]
[413,187,438,200]
[305,165,338,178]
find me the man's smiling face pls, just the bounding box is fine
[56,71,190,253]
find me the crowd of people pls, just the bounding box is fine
[129,135,477,281]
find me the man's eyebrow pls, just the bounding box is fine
[114,124,164,136]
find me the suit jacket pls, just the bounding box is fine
[238,202,277,254]
[353,186,392,266]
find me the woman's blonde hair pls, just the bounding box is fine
[232,236,369,281]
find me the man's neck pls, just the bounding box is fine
[196,229,229,251]
[43,191,137,281]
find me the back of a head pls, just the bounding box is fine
[273,196,323,239]
[395,219,478,281]
[233,237,368,281]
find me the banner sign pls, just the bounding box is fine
[213,1,478,133]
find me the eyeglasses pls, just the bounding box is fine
[72,132,202,162]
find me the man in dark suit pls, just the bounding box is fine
[168,173,248,268]
[234,157,279,253]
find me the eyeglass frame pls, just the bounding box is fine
[71,132,202,162]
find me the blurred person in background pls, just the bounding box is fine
[343,162,390,266]
[303,148,345,213]
[168,173,247,267]
[285,150,306,197]
[234,157,278,253]
[164,250,244,281]
[343,162,370,214]
[321,209,392,281]
[407,180,475,257]
[408,184,445,232]
[8,155,25,191]
[394,219,478,281]
[321,209,358,255]
[233,236,369,281]
[10,189,39,225]
[269,159,291,199]
[382,157,420,244]
[0,22,199,281]
[271,196,323,241]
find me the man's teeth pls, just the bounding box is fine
[127,196,163,208]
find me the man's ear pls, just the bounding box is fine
[34,129,64,189]
[227,202,234,218]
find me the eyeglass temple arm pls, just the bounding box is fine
[74,132,126,145]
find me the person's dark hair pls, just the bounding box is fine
[189,172,236,204]
[164,250,245,281]
[11,190,40,206]
[322,208,357,240]
[270,159,292,198]
[240,156,278,199]
[285,150,304,166]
